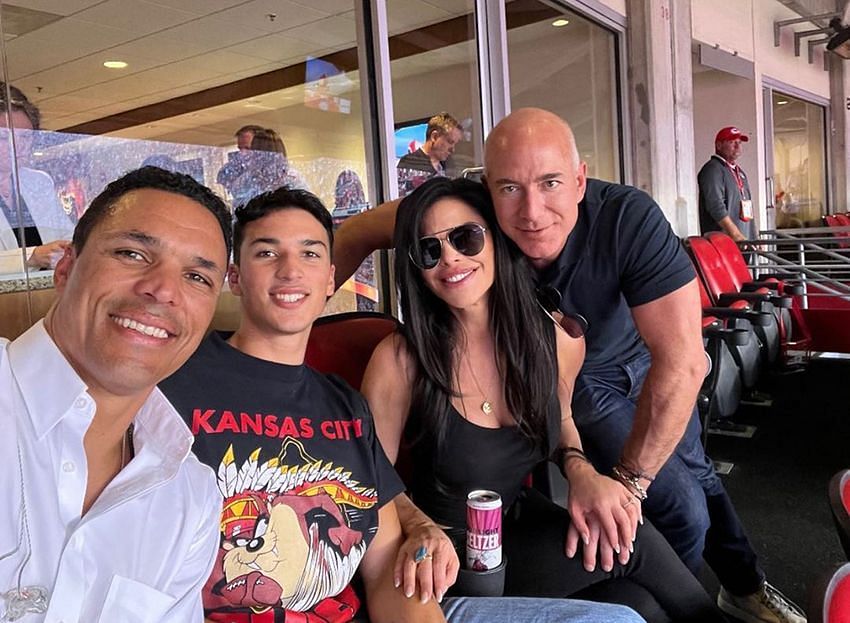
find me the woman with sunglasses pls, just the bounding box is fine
[362,177,725,622]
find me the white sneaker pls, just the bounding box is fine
[717,582,806,623]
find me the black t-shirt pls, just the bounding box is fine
[397,148,445,197]
[538,179,695,374]
[159,332,404,620]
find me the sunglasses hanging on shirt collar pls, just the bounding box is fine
[535,285,589,339]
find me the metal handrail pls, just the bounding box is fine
[731,227,850,306]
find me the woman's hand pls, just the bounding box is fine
[564,459,641,572]
[394,519,459,604]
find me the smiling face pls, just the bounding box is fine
[46,188,227,399]
[485,109,586,270]
[228,208,335,356]
[418,197,494,312]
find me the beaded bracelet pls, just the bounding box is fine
[611,464,649,501]
[616,461,656,483]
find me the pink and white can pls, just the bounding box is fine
[466,490,502,571]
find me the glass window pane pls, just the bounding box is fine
[506,0,621,182]
[387,0,480,198]
[0,0,380,334]
[772,92,827,228]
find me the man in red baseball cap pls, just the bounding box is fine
[698,126,755,241]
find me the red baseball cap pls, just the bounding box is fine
[715,126,749,142]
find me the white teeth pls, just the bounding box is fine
[446,271,472,283]
[112,316,169,339]
[274,293,306,303]
[246,562,262,571]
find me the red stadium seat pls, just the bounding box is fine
[305,311,399,390]
[829,470,850,560]
[824,214,850,250]
[685,236,783,366]
[809,562,850,623]
[705,232,808,351]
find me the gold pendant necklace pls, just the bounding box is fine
[465,354,493,415]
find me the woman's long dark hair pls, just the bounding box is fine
[394,177,558,454]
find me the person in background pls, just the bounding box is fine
[698,126,756,241]
[0,83,73,273]
[397,112,463,197]
[0,166,232,621]
[216,124,264,204]
[246,127,306,195]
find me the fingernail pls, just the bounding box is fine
[639,516,644,525]
[629,542,634,553]
[394,578,400,589]
[582,533,589,545]
[405,589,413,598]
[614,544,620,554]
[421,594,429,604]
[437,591,444,603]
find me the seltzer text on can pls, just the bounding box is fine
[466,490,502,571]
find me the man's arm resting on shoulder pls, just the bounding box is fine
[359,498,447,623]
[333,199,401,289]
[621,279,707,486]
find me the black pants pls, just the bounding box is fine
[501,488,728,623]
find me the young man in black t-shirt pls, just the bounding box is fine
[161,188,446,623]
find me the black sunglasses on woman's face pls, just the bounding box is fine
[409,222,487,270]
[535,285,589,339]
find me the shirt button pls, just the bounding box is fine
[62,461,75,473]
[74,397,87,409]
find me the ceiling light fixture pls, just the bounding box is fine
[552,18,569,27]
[103,60,127,69]
[776,99,789,105]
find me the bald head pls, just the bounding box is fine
[481,108,587,270]
[485,108,580,175]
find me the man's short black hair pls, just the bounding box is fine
[73,166,232,259]
[233,187,334,265]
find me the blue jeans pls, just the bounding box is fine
[572,350,763,596]
[443,597,645,623]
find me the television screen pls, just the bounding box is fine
[394,119,429,161]
[304,56,351,114]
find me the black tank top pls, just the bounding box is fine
[408,398,560,529]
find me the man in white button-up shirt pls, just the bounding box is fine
[0,166,233,622]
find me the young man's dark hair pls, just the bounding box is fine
[233,187,334,264]
[73,166,232,259]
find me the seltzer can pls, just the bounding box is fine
[466,490,502,571]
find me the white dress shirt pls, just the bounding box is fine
[0,321,221,623]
